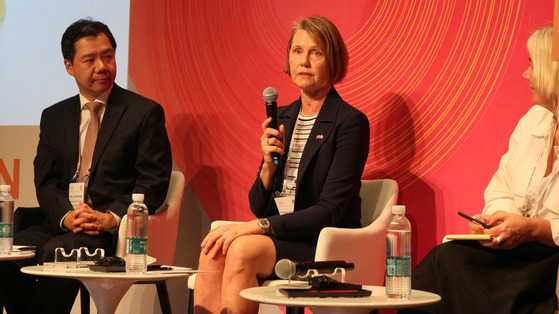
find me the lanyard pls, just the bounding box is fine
[72,157,81,182]
[72,152,91,183]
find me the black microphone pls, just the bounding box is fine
[275,258,355,280]
[263,87,280,167]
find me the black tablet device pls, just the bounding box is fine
[279,288,372,298]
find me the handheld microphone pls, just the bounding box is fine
[274,258,355,280]
[262,87,280,167]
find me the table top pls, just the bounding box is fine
[0,246,35,261]
[21,265,196,281]
[240,285,441,309]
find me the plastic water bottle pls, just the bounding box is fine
[0,185,15,255]
[126,193,148,274]
[386,205,412,299]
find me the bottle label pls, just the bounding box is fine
[386,256,411,277]
[0,223,12,238]
[126,237,147,254]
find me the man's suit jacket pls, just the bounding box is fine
[33,84,172,233]
[249,87,370,242]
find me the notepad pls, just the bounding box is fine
[445,234,492,241]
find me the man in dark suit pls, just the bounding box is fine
[0,19,172,313]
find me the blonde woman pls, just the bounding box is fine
[405,26,559,314]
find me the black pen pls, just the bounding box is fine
[458,211,492,229]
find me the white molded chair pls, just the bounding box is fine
[187,179,398,313]
[115,170,185,263]
[83,170,185,314]
[312,179,398,285]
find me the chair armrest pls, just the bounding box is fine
[314,207,392,286]
[14,207,45,233]
[315,223,386,261]
[115,214,128,258]
[315,206,391,261]
[315,225,387,286]
[210,220,244,229]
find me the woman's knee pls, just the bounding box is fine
[225,236,275,273]
[198,250,225,271]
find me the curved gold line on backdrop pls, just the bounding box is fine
[340,1,523,189]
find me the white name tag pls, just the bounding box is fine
[274,194,295,215]
[69,182,85,208]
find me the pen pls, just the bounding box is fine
[458,211,492,229]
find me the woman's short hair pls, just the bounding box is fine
[284,16,349,85]
[527,26,559,106]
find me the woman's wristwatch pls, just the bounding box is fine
[258,218,270,234]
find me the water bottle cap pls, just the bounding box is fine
[132,193,144,202]
[392,205,405,214]
[0,185,10,192]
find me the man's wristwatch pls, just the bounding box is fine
[258,218,270,234]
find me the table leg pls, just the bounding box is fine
[78,278,134,314]
[286,306,304,314]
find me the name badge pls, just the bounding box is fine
[69,182,85,208]
[274,194,295,215]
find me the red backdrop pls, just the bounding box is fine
[128,0,553,262]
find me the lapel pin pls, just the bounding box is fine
[316,135,324,140]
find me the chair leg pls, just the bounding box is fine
[156,281,172,314]
[188,288,194,314]
[80,284,90,314]
[286,306,304,314]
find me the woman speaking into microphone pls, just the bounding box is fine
[194,16,370,313]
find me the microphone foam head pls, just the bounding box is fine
[274,258,296,279]
[263,87,278,102]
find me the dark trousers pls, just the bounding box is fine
[400,241,559,314]
[0,222,114,314]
